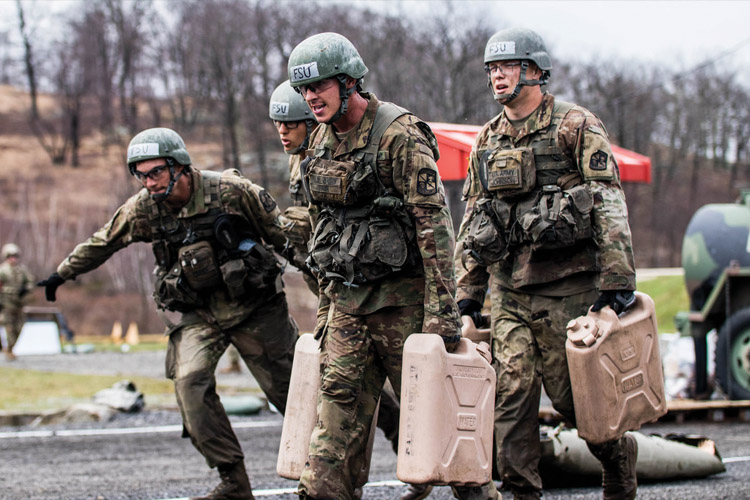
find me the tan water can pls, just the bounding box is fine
[276,333,377,486]
[397,334,495,486]
[565,292,667,444]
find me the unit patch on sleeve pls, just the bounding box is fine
[590,150,609,171]
[416,168,438,196]
[259,190,277,212]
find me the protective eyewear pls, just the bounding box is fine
[273,120,302,129]
[486,61,522,75]
[298,79,336,96]
[133,164,169,182]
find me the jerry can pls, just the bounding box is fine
[397,334,495,486]
[565,292,667,444]
[276,333,377,486]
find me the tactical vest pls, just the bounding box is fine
[146,170,281,312]
[463,100,595,270]
[302,103,421,286]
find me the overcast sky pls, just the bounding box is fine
[5,0,750,73]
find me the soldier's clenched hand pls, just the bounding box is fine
[37,273,65,302]
[591,290,635,316]
[441,333,462,353]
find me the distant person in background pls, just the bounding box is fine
[37,127,303,500]
[455,27,638,500]
[0,243,34,361]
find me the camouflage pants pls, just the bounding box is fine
[490,286,624,495]
[166,292,297,469]
[1,306,24,352]
[298,303,424,500]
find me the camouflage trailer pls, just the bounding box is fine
[680,189,750,400]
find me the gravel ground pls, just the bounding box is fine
[3,351,750,500]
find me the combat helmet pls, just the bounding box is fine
[269,80,315,154]
[484,27,551,104]
[1,243,20,260]
[127,128,192,202]
[287,32,368,124]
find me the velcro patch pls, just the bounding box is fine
[590,150,609,171]
[416,168,437,196]
[270,101,289,116]
[128,142,159,160]
[290,62,319,83]
[259,190,277,212]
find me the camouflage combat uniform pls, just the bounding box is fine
[298,93,461,500]
[56,168,299,470]
[0,259,33,354]
[456,92,636,496]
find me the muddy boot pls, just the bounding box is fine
[4,349,16,361]
[400,483,434,500]
[589,434,638,500]
[190,461,254,500]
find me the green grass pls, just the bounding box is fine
[0,367,176,412]
[636,274,689,333]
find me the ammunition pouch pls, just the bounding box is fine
[178,241,222,291]
[461,198,509,267]
[305,157,378,206]
[308,197,417,285]
[516,183,594,251]
[153,263,204,312]
[479,146,536,197]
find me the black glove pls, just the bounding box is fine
[591,290,636,315]
[441,333,462,353]
[37,273,65,302]
[458,299,484,329]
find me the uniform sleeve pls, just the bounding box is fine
[395,120,461,337]
[57,194,150,280]
[561,110,636,291]
[454,150,491,304]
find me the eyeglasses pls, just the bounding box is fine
[486,61,522,76]
[298,78,336,97]
[273,120,302,129]
[133,164,168,182]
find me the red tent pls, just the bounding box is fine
[428,122,652,183]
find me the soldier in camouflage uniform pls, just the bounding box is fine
[37,128,299,500]
[269,78,412,499]
[455,28,638,500]
[0,243,34,361]
[287,33,461,500]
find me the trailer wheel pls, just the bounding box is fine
[716,309,750,400]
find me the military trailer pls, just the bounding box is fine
[681,190,750,400]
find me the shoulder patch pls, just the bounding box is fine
[590,150,609,171]
[259,190,277,212]
[416,168,438,196]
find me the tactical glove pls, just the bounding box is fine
[591,290,636,316]
[441,333,462,353]
[37,273,65,302]
[458,298,485,329]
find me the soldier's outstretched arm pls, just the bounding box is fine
[40,194,150,301]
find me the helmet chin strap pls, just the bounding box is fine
[151,159,187,203]
[287,120,315,155]
[325,75,359,125]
